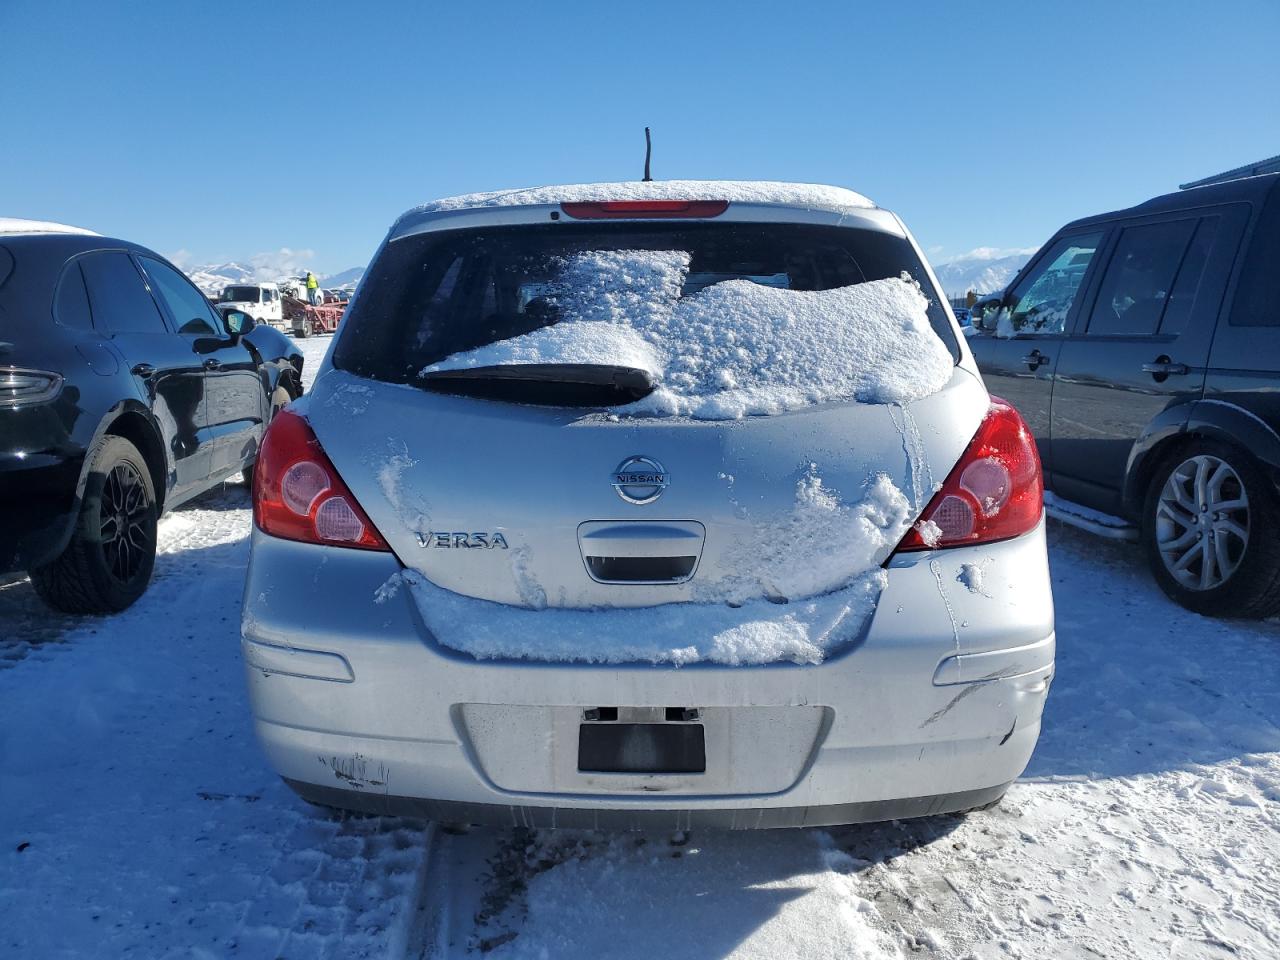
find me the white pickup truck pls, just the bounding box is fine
[217,282,284,329]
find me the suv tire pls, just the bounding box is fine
[1142,440,1280,618]
[31,435,159,614]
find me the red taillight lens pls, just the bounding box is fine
[560,200,729,219]
[895,397,1043,552]
[253,409,390,551]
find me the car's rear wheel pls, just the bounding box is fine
[1142,440,1280,618]
[31,435,158,614]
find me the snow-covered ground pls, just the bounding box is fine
[2,335,1278,958]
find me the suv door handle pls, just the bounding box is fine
[130,362,156,378]
[203,358,223,371]
[1021,350,1049,369]
[1141,358,1189,377]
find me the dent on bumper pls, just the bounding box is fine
[240,521,1054,821]
[242,638,353,682]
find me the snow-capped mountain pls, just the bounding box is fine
[933,247,1037,298]
[321,266,364,291]
[185,261,364,296]
[187,261,256,296]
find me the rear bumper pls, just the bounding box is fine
[284,777,1012,830]
[241,521,1054,828]
[0,449,82,574]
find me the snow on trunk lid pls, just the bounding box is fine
[395,466,912,666]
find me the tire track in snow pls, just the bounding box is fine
[407,826,907,958]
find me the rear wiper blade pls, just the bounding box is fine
[421,363,655,391]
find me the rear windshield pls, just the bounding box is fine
[334,222,958,391]
[221,285,261,302]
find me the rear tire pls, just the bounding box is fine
[1142,439,1280,619]
[31,435,158,614]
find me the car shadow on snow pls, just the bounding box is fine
[1026,521,1280,781]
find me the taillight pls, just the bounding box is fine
[560,200,729,219]
[894,397,1043,552]
[0,367,63,408]
[253,409,390,551]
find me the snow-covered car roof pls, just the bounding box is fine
[0,217,99,237]
[392,180,877,235]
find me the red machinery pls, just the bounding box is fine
[283,296,347,338]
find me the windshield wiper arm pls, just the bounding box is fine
[421,363,655,391]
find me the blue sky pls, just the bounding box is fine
[4,0,1277,275]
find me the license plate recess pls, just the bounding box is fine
[577,723,706,774]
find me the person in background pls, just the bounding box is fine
[306,270,320,305]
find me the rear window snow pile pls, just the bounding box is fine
[421,249,955,419]
[398,470,913,666]
[333,219,960,405]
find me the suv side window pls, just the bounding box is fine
[80,252,169,335]
[999,232,1103,336]
[54,261,94,330]
[1230,185,1280,326]
[1086,220,1196,337]
[140,257,221,336]
[1158,217,1220,336]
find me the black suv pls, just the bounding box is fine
[0,225,303,613]
[969,173,1280,618]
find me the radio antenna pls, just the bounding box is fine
[642,127,653,182]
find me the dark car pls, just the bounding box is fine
[0,223,304,613]
[969,173,1280,618]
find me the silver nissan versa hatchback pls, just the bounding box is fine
[240,181,1055,829]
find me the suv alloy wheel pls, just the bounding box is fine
[31,434,159,613]
[1143,440,1280,618]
